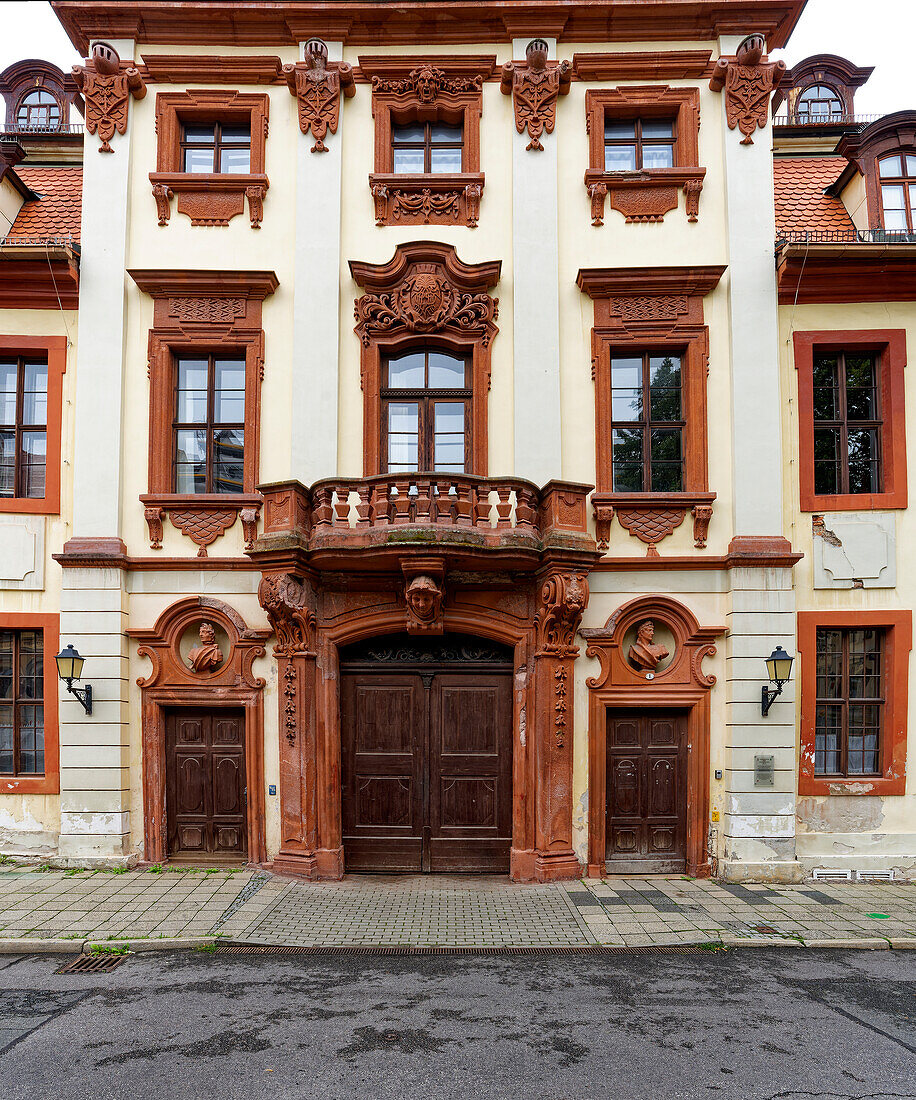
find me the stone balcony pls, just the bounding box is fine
[250,475,597,573]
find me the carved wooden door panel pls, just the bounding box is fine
[429,674,512,873]
[166,708,247,861]
[340,665,512,873]
[605,710,687,874]
[340,674,425,872]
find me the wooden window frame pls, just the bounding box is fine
[578,265,724,552]
[172,352,247,495]
[584,86,705,226]
[813,626,884,779]
[149,90,269,229]
[603,117,676,172]
[0,336,65,516]
[129,269,278,556]
[361,55,493,228]
[877,153,916,233]
[838,116,916,231]
[799,610,911,797]
[179,119,252,176]
[16,88,62,129]
[380,348,473,474]
[811,349,882,498]
[0,614,59,795]
[794,330,907,512]
[795,82,844,122]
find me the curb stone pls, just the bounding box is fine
[804,938,890,949]
[0,938,84,954]
[0,936,217,955]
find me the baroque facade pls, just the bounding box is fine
[0,0,912,883]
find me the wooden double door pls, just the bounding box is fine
[340,651,513,873]
[605,709,687,874]
[165,708,247,862]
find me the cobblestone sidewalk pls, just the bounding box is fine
[1,863,915,950]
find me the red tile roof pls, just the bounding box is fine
[773,156,855,236]
[6,165,82,241]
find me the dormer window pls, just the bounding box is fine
[796,83,843,122]
[16,89,60,130]
[878,153,916,232]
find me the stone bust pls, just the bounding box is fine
[187,621,223,673]
[405,574,442,626]
[627,619,670,672]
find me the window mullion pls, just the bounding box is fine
[642,352,652,491]
[837,352,850,495]
[14,358,24,498]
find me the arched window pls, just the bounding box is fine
[16,89,61,130]
[381,348,470,473]
[796,84,843,122]
[878,153,916,232]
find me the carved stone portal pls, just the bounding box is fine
[72,42,146,153]
[627,620,670,673]
[500,40,571,151]
[283,39,355,153]
[709,34,786,145]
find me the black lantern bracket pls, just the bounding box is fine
[64,680,93,716]
[761,645,794,717]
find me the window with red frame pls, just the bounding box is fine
[609,351,684,492]
[603,118,676,172]
[391,122,463,174]
[180,121,251,174]
[815,626,884,777]
[878,153,916,232]
[0,356,48,499]
[0,629,45,777]
[812,350,882,495]
[173,355,245,494]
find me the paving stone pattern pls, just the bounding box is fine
[1,866,915,949]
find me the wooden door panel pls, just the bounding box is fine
[606,710,687,873]
[166,709,247,861]
[439,683,501,755]
[440,777,497,829]
[354,685,417,755]
[356,776,413,828]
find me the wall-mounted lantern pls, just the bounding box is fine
[761,646,793,716]
[55,643,92,715]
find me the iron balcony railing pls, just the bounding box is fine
[1,123,84,137]
[773,113,883,129]
[0,234,79,250]
[777,228,916,246]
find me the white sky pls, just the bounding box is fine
[0,0,910,115]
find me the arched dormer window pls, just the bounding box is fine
[16,89,60,130]
[796,83,843,122]
[878,152,916,232]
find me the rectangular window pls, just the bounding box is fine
[180,121,251,175]
[815,627,884,777]
[381,349,470,473]
[812,351,881,495]
[392,122,463,174]
[0,629,44,777]
[604,118,676,172]
[610,352,684,492]
[0,357,47,499]
[173,355,245,494]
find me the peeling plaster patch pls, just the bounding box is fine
[797,795,885,833]
[0,806,56,853]
[518,707,526,747]
[812,512,896,589]
[812,514,842,547]
[0,806,46,833]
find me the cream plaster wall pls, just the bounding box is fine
[839,172,869,232]
[780,300,916,874]
[0,307,77,842]
[0,176,24,236]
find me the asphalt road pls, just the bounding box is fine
[0,948,913,1100]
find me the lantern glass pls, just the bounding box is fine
[765,646,793,686]
[55,644,85,683]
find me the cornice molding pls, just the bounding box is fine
[350,241,500,293]
[573,50,713,81]
[776,244,916,305]
[139,53,284,84]
[128,268,280,300]
[50,2,806,51]
[576,265,726,300]
[357,55,497,84]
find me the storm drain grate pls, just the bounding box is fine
[56,954,127,974]
[218,943,710,957]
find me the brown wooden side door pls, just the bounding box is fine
[165,708,247,860]
[340,669,512,873]
[605,709,687,874]
[429,673,512,873]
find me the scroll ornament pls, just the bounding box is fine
[355,270,497,345]
[709,34,786,145]
[536,571,588,656]
[258,573,316,656]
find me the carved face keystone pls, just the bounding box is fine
[414,65,439,104]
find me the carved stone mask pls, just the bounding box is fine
[406,575,441,623]
[414,65,440,104]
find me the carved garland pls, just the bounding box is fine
[72,44,146,154]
